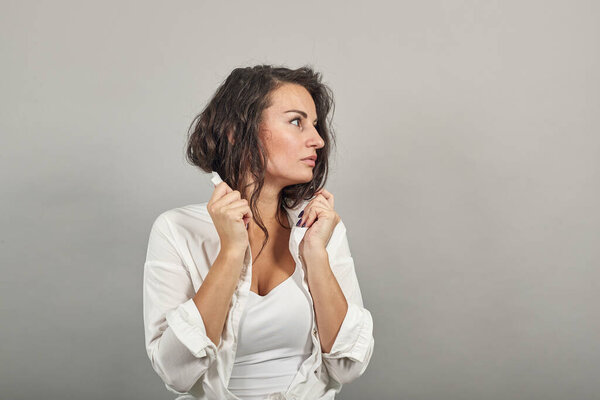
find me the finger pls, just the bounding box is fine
[213,189,243,209]
[298,205,312,227]
[297,203,311,227]
[298,198,326,227]
[209,181,232,204]
[316,188,334,208]
[304,196,330,217]
[303,205,327,228]
[311,195,331,210]
[229,203,253,222]
[224,199,249,213]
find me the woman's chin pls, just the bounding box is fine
[291,173,313,185]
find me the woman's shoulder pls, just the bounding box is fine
[155,201,210,222]
[152,202,216,239]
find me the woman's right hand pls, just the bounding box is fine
[207,181,253,256]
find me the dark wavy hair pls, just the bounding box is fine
[185,64,336,261]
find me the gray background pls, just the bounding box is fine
[1,1,599,399]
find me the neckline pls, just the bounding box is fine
[249,263,297,299]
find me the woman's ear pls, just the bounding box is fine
[227,128,235,145]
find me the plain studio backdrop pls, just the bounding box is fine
[1,1,599,399]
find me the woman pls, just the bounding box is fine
[143,65,375,400]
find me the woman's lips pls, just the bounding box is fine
[301,159,315,166]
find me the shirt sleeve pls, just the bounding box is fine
[143,212,219,394]
[321,220,375,385]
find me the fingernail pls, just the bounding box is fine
[298,210,304,218]
[296,219,302,226]
[302,222,306,227]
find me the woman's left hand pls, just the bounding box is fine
[297,188,341,256]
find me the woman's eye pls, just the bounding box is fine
[291,118,301,127]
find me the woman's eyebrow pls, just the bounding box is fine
[284,109,318,124]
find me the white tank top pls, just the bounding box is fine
[227,261,314,400]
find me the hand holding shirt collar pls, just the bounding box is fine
[297,188,341,254]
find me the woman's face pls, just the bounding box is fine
[258,83,325,187]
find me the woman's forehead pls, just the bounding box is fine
[268,85,317,116]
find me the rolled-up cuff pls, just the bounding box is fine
[165,298,219,359]
[321,302,373,363]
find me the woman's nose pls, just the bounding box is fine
[311,126,324,147]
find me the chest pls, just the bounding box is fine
[249,229,297,297]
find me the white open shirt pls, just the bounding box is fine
[142,199,375,399]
